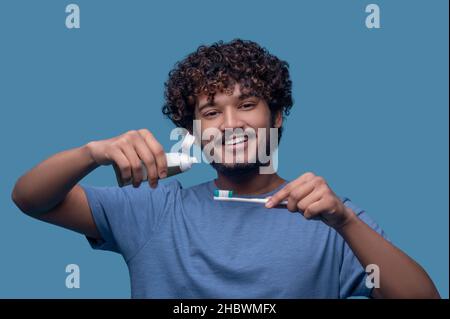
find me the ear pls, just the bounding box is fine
[274,110,283,128]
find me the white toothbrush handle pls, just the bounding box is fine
[213,196,288,206]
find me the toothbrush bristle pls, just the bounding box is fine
[214,189,233,197]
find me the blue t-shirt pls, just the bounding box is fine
[81,179,388,298]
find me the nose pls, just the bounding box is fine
[219,107,245,131]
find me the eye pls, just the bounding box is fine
[203,111,219,118]
[240,103,255,110]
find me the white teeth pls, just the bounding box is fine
[225,136,247,145]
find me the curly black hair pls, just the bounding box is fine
[162,39,293,140]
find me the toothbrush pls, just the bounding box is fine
[213,189,288,206]
[213,189,328,222]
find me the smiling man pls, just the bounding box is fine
[12,39,440,299]
[192,84,284,190]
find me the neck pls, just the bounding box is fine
[214,169,285,195]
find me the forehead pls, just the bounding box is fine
[196,84,254,108]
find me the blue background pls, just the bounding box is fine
[0,0,448,298]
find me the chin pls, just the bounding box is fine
[210,162,260,177]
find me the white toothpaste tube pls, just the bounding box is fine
[119,133,198,186]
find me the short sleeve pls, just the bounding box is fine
[80,179,181,261]
[339,198,390,298]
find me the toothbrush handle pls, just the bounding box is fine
[279,199,288,206]
[213,196,288,206]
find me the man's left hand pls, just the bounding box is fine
[266,172,356,230]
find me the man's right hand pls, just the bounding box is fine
[86,129,167,188]
[12,128,168,240]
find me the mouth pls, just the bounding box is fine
[223,135,249,146]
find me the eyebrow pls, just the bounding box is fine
[197,93,256,111]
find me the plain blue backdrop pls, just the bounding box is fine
[0,0,448,298]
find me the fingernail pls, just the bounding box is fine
[266,200,273,208]
[159,170,167,179]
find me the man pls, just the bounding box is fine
[12,39,440,298]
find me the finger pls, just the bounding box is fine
[139,129,167,179]
[120,142,144,187]
[133,136,158,188]
[304,198,330,220]
[110,149,132,186]
[296,188,323,214]
[266,183,293,208]
[266,173,316,208]
[296,172,316,184]
[286,196,298,212]
[285,180,317,211]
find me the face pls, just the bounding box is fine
[194,84,282,176]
